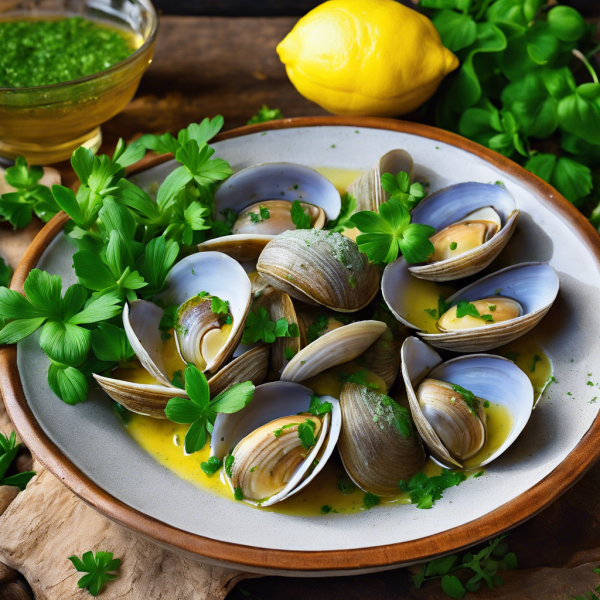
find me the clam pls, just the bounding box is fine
[198,163,341,260]
[382,262,559,352]
[280,320,387,382]
[401,337,534,469]
[210,382,341,506]
[338,382,426,495]
[347,149,414,213]
[356,325,404,392]
[296,310,351,347]
[94,252,271,417]
[408,182,519,281]
[257,229,380,312]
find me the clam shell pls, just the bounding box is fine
[383,262,559,352]
[210,382,341,506]
[198,234,273,262]
[257,229,380,312]
[347,150,414,212]
[408,182,519,282]
[280,320,387,382]
[157,251,252,372]
[93,344,270,418]
[401,337,534,469]
[357,326,405,392]
[338,382,426,495]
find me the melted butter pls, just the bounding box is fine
[112,360,158,385]
[313,167,364,195]
[161,330,187,379]
[495,338,553,405]
[301,360,388,398]
[400,277,457,334]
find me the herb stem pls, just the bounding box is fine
[573,49,599,85]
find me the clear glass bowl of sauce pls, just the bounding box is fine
[0,0,158,164]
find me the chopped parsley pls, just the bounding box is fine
[225,454,235,477]
[248,205,270,223]
[211,296,229,316]
[363,492,381,510]
[449,241,457,251]
[290,200,312,229]
[309,395,333,417]
[424,307,438,319]
[306,314,331,343]
[171,369,185,389]
[451,383,479,415]
[242,307,298,344]
[320,504,335,514]
[455,300,494,323]
[398,469,467,509]
[201,456,222,476]
[530,355,541,373]
[234,487,244,501]
[483,400,490,408]
[298,419,317,449]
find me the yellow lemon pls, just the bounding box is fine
[276,0,459,117]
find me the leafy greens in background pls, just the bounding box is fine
[0,431,36,491]
[418,0,600,228]
[0,117,232,405]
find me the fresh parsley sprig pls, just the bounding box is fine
[164,364,255,454]
[351,197,435,264]
[68,551,121,597]
[241,306,300,344]
[380,171,426,210]
[398,469,467,509]
[412,534,517,597]
[0,157,59,228]
[0,431,36,490]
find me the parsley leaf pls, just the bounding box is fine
[68,551,121,597]
[529,354,541,373]
[201,456,222,476]
[309,395,333,416]
[247,105,283,125]
[398,469,467,509]
[326,193,357,233]
[298,418,317,449]
[164,365,255,454]
[455,300,494,323]
[380,171,426,210]
[451,383,480,413]
[290,200,312,229]
[241,307,297,344]
[337,475,356,495]
[351,198,435,264]
[211,295,230,316]
[363,492,381,509]
[225,454,235,477]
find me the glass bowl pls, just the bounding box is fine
[0,0,158,165]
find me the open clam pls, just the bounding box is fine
[407,182,519,281]
[383,262,559,352]
[210,382,341,506]
[401,337,534,469]
[338,382,425,495]
[94,252,270,417]
[198,163,341,261]
[257,229,380,312]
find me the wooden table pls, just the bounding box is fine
[3,15,600,600]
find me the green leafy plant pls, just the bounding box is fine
[351,197,435,264]
[247,105,283,125]
[419,0,600,223]
[412,535,517,597]
[398,469,467,509]
[0,431,35,490]
[164,364,255,454]
[380,171,426,210]
[0,257,10,288]
[0,157,59,228]
[68,551,121,597]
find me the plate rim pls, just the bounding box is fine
[2,115,600,574]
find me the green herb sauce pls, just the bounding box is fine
[0,16,135,88]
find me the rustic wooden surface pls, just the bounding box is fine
[2,14,600,599]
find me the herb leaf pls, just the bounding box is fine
[248,105,283,125]
[399,469,467,509]
[290,200,312,229]
[68,551,121,597]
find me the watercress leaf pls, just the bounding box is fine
[68,291,122,325]
[179,116,225,146]
[48,362,88,405]
[441,575,466,598]
[432,10,477,53]
[547,6,586,43]
[2,471,35,491]
[62,284,89,322]
[211,381,255,414]
[525,152,556,183]
[0,287,46,320]
[552,156,592,203]
[0,318,47,344]
[185,364,210,411]
[113,139,146,168]
[91,324,134,362]
[184,418,208,454]
[52,184,85,226]
[39,321,90,366]
[164,396,204,424]
[70,147,96,185]
[156,165,193,208]
[72,250,116,292]
[558,83,600,146]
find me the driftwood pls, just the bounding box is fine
[0,467,251,600]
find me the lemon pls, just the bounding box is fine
[276,0,459,117]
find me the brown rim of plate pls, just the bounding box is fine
[2,116,600,574]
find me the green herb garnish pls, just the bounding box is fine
[290,200,312,229]
[455,300,494,323]
[68,551,121,597]
[247,105,283,125]
[234,487,244,501]
[309,395,333,417]
[241,307,297,344]
[211,296,229,316]
[338,475,356,495]
[298,419,317,449]
[363,492,381,510]
[201,456,222,477]
[165,364,254,454]
[449,241,457,251]
[380,171,426,210]
[399,469,467,509]
[225,455,235,477]
[530,354,541,373]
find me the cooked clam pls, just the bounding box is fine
[211,382,341,506]
[401,336,534,469]
[408,182,519,281]
[383,262,559,352]
[199,163,341,260]
[338,382,425,495]
[257,229,380,312]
